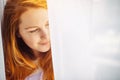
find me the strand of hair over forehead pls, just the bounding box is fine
[22,0,47,8]
[7,0,47,6]
[20,0,46,4]
[7,0,46,2]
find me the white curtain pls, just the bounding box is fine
[47,0,120,80]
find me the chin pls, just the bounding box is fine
[39,47,50,52]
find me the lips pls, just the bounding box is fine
[40,42,49,45]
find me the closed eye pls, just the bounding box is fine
[45,21,49,28]
[29,28,40,33]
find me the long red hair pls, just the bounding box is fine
[1,0,54,80]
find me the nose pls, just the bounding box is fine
[40,28,49,40]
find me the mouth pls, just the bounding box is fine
[40,42,49,45]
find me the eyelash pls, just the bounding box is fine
[29,29,40,33]
[29,23,49,33]
[45,23,49,28]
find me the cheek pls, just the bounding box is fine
[45,29,51,40]
[21,35,39,48]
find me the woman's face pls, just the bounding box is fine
[19,8,51,56]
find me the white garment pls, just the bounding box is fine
[25,69,43,80]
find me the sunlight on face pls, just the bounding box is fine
[19,8,51,56]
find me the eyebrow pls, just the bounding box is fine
[25,21,49,30]
[25,26,38,30]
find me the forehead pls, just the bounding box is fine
[19,8,48,28]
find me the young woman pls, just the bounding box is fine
[1,0,54,80]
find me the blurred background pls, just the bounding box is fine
[0,0,5,80]
[47,0,120,80]
[0,0,120,80]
